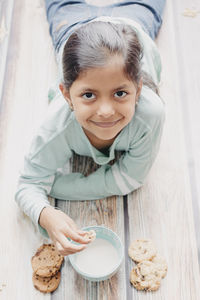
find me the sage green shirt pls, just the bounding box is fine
[15,17,165,235]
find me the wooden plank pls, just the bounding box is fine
[0,0,14,106]
[53,197,126,300]
[0,0,57,299]
[127,0,200,298]
[53,154,126,300]
[171,0,200,260]
[0,0,199,299]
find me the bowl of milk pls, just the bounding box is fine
[68,225,124,281]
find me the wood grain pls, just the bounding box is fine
[53,154,126,300]
[127,1,200,298]
[0,0,56,299]
[0,0,14,105]
[0,0,200,299]
[170,0,200,260]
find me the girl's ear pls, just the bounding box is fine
[136,77,143,103]
[59,83,73,109]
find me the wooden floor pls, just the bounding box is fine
[0,0,200,299]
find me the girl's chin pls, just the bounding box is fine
[82,126,122,143]
[93,131,121,143]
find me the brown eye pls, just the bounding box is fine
[82,92,95,100]
[114,91,127,98]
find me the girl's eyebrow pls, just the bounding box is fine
[79,84,130,93]
[79,87,98,93]
[113,84,130,91]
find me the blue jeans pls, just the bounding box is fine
[45,0,166,55]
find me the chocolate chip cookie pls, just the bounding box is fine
[33,271,61,293]
[130,261,161,291]
[128,239,157,263]
[31,244,64,277]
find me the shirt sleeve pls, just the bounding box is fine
[49,106,165,200]
[15,157,55,237]
[14,131,72,237]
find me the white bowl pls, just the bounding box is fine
[68,225,124,281]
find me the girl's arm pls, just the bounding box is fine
[14,137,90,255]
[15,155,56,231]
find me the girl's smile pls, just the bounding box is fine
[60,55,142,149]
[89,119,123,128]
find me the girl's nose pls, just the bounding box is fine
[96,101,115,118]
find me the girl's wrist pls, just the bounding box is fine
[39,206,54,229]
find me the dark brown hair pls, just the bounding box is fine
[62,21,159,95]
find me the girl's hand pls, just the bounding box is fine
[39,206,90,256]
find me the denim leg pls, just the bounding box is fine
[109,0,166,39]
[45,0,86,20]
[45,0,166,53]
[45,0,99,52]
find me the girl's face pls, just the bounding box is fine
[60,55,142,149]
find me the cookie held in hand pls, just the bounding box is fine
[84,230,96,242]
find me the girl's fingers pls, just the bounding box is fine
[55,241,64,253]
[67,229,90,244]
[64,216,89,242]
[77,230,88,235]
[66,216,78,230]
[62,222,90,243]
[56,236,87,255]
[66,218,87,239]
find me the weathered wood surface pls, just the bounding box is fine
[53,153,126,300]
[0,0,14,105]
[127,0,200,298]
[55,198,126,300]
[0,0,200,299]
[171,0,200,259]
[0,0,56,299]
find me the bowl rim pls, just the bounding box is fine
[68,225,124,280]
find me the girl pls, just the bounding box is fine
[15,0,166,256]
